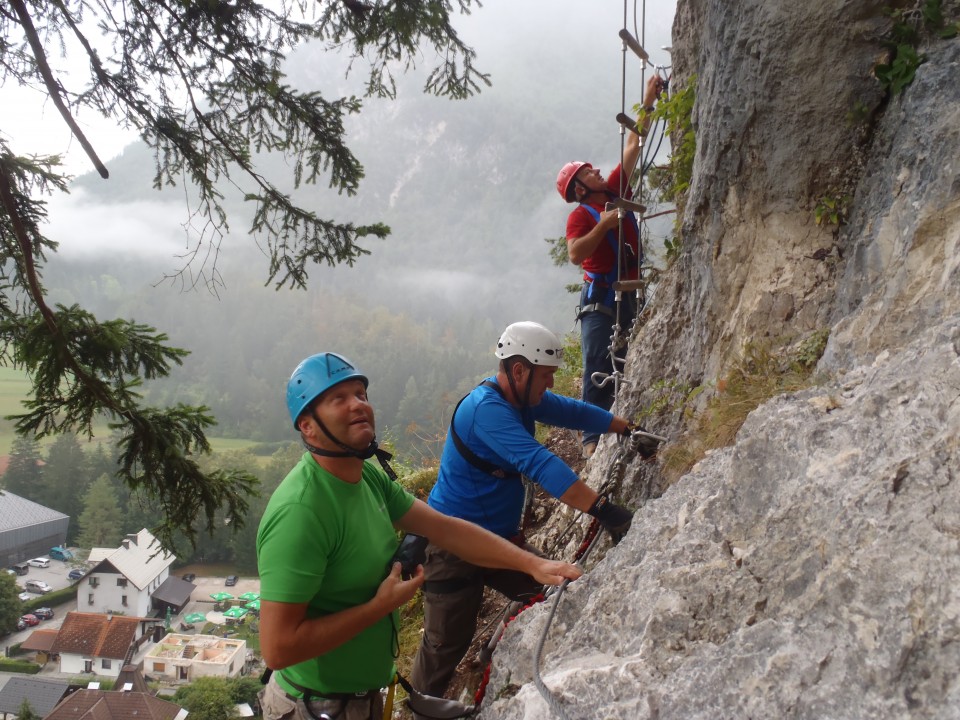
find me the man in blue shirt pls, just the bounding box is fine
[410,321,639,698]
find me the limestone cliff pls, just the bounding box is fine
[478,1,960,718]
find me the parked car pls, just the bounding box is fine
[225,575,238,586]
[27,558,50,568]
[18,592,31,603]
[181,573,196,583]
[24,580,52,594]
[49,546,73,561]
[11,563,29,576]
[33,607,54,620]
[68,568,85,581]
[20,614,40,627]
[16,618,27,632]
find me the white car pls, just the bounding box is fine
[27,558,50,568]
[18,592,31,602]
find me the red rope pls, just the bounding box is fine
[473,592,546,706]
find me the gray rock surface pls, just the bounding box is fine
[474,0,960,718]
[482,320,960,719]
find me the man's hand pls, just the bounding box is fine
[528,558,583,587]
[598,207,620,231]
[390,534,429,580]
[588,495,633,545]
[375,562,425,612]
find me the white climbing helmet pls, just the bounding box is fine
[495,321,564,367]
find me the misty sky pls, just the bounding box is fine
[1,0,676,177]
[2,0,678,334]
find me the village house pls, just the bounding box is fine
[51,612,158,678]
[143,633,247,682]
[83,529,176,616]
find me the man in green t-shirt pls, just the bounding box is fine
[257,352,583,720]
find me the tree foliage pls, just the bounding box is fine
[2,434,43,498]
[173,676,241,720]
[0,572,23,635]
[77,474,125,548]
[0,0,485,553]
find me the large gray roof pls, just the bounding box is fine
[0,491,69,530]
[0,676,70,716]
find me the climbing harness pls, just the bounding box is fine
[448,381,522,481]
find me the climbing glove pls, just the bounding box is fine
[588,494,633,545]
[622,423,662,460]
[390,534,429,580]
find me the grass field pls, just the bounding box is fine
[0,366,264,459]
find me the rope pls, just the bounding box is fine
[531,525,605,718]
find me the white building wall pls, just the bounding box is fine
[80,573,152,615]
[58,652,124,678]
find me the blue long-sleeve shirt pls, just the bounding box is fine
[427,378,613,538]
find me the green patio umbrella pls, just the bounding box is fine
[238,591,260,601]
[184,612,207,624]
[210,592,234,602]
[223,606,248,619]
[244,599,261,611]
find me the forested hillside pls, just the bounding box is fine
[38,1,675,461]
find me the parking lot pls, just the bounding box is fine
[10,556,79,595]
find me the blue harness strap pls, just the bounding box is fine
[579,204,640,308]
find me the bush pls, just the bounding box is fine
[0,658,41,674]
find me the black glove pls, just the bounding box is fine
[622,423,662,460]
[588,495,633,545]
[390,534,429,580]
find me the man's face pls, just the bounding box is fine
[304,378,376,450]
[523,365,557,406]
[575,165,606,194]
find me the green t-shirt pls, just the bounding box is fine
[256,452,415,694]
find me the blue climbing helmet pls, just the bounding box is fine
[286,352,368,429]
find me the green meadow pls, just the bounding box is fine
[0,366,263,459]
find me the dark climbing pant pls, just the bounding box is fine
[579,285,637,446]
[410,542,544,698]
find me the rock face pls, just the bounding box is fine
[476,1,960,718]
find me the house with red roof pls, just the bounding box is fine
[51,612,158,678]
[44,687,187,720]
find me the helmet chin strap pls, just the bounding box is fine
[505,362,534,409]
[302,411,397,480]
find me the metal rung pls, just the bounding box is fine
[616,112,642,136]
[590,371,615,390]
[605,198,647,214]
[618,29,649,62]
[612,279,647,292]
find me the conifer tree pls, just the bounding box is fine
[0,0,485,552]
[77,474,125,548]
[2,434,43,499]
[0,573,23,634]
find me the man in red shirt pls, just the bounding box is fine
[556,75,664,458]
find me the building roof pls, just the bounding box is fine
[0,676,70,716]
[151,575,194,608]
[0,490,67,532]
[51,612,145,659]
[21,627,59,652]
[114,664,151,694]
[45,688,185,720]
[87,548,113,563]
[89,529,175,590]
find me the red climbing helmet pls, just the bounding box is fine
[556,161,592,203]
